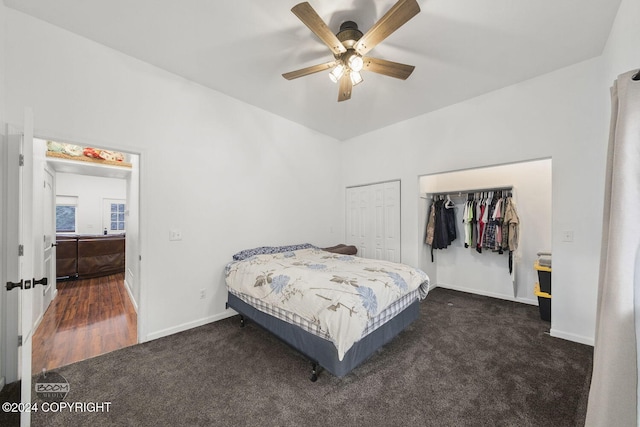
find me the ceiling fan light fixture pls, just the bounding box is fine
[284,1,420,101]
[350,71,363,86]
[347,52,364,72]
[329,63,345,83]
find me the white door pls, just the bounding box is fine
[372,185,385,260]
[345,181,401,262]
[346,188,359,253]
[102,198,126,235]
[42,168,56,309]
[383,180,401,262]
[5,109,36,427]
[345,186,368,257]
[357,187,370,258]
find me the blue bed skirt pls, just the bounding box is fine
[227,292,420,378]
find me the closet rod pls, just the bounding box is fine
[423,186,513,199]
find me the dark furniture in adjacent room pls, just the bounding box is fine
[55,236,79,279]
[56,234,125,279]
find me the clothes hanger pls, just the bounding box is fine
[445,194,455,208]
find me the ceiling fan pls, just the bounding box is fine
[282,0,420,102]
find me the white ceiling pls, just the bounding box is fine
[4,0,621,140]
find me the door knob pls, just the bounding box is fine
[6,279,31,290]
[6,280,23,291]
[33,277,48,287]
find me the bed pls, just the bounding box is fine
[225,244,430,381]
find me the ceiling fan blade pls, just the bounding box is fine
[354,0,420,56]
[282,60,338,80]
[338,74,353,102]
[291,2,347,56]
[362,57,415,80]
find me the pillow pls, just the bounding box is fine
[232,243,317,261]
[322,244,358,255]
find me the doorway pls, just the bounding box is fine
[31,137,142,372]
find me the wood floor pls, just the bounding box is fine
[32,273,137,373]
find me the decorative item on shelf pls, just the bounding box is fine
[46,140,132,168]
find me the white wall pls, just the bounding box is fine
[4,10,343,342]
[341,58,607,345]
[55,172,127,235]
[419,160,552,304]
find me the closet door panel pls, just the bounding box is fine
[345,181,400,262]
[383,181,401,262]
[357,187,370,258]
[346,188,359,245]
[373,184,385,260]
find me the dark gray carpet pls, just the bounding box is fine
[8,288,592,426]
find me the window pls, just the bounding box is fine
[110,203,126,231]
[56,196,78,233]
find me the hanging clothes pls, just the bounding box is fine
[424,190,516,268]
[484,192,499,250]
[425,201,436,246]
[477,194,489,253]
[425,198,438,261]
[470,197,478,248]
[493,195,504,253]
[503,196,520,251]
[425,195,457,261]
[433,198,448,249]
[462,196,473,248]
[502,196,520,274]
[444,195,457,244]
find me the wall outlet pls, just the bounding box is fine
[562,230,574,242]
[199,289,206,299]
[169,229,182,241]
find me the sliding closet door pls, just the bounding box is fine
[346,181,400,262]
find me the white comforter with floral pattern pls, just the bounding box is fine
[225,248,429,360]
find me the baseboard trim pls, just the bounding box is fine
[143,311,236,343]
[550,329,594,346]
[33,312,44,333]
[434,283,538,306]
[123,279,138,314]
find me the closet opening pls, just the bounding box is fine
[418,158,552,306]
[32,137,141,372]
